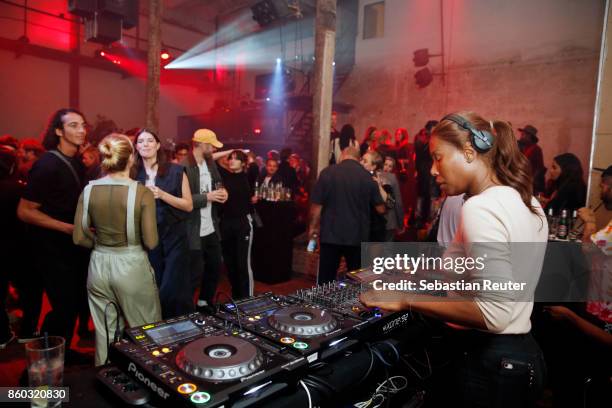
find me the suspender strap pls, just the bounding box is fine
[82,184,93,239]
[49,150,81,188]
[126,181,137,246]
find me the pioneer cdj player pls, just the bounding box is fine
[291,279,414,338]
[215,293,362,362]
[110,274,417,406]
[109,313,306,407]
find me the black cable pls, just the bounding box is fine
[215,292,243,330]
[301,377,332,400]
[372,348,393,367]
[355,343,375,386]
[383,364,391,408]
[306,373,337,394]
[379,341,401,364]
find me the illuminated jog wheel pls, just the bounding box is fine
[268,306,338,337]
[175,336,263,382]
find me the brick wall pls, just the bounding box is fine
[336,49,599,171]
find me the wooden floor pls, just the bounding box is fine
[0,273,315,387]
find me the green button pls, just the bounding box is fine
[293,342,309,350]
[190,391,211,404]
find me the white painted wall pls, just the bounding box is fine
[356,0,605,66]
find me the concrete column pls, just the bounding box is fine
[311,0,337,177]
[146,0,162,132]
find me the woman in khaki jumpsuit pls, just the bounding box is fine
[74,134,161,366]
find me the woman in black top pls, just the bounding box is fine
[543,153,586,213]
[217,150,255,300]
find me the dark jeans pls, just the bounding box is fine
[431,327,546,408]
[220,217,253,300]
[36,231,88,349]
[197,232,223,304]
[149,222,193,319]
[318,243,361,284]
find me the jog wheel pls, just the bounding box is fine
[268,306,338,337]
[176,335,263,382]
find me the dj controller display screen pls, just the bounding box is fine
[146,320,201,345]
[234,297,277,315]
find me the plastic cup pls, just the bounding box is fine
[25,336,65,408]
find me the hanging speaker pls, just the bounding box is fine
[85,12,122,45]
[99,0,139,29]
[68,0,97,17]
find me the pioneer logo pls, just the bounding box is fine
[127,362,170,399]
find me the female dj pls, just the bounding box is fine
[361,112,548,407]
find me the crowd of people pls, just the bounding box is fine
[0,108,316,366]
[315,112,610,407]
[0,107,609,407]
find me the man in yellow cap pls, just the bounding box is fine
[182,129,228,313]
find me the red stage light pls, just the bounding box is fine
[253,128,262,135]
[100,50,106,57]
[161,51,170,60]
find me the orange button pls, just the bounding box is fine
[177,383,197,394]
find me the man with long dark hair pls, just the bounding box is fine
[17,108,91,364]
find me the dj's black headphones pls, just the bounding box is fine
[441,114,494,153]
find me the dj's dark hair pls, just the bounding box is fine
[433,111,538,216]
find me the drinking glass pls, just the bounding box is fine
[26,336,65,408]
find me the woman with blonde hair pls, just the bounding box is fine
[74,134,161,365]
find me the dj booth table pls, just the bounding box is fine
[51,275,434,408]
[251,201,296,283]
[48,321,429,408]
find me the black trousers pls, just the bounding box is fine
[4,231,42,337]
[197,232,223,304]
[430,326,546,408]
[36,231,88,349]
[12,258,43,336]
[149,222,193,319]
[318,243,361,284]
[220,217,253,300]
